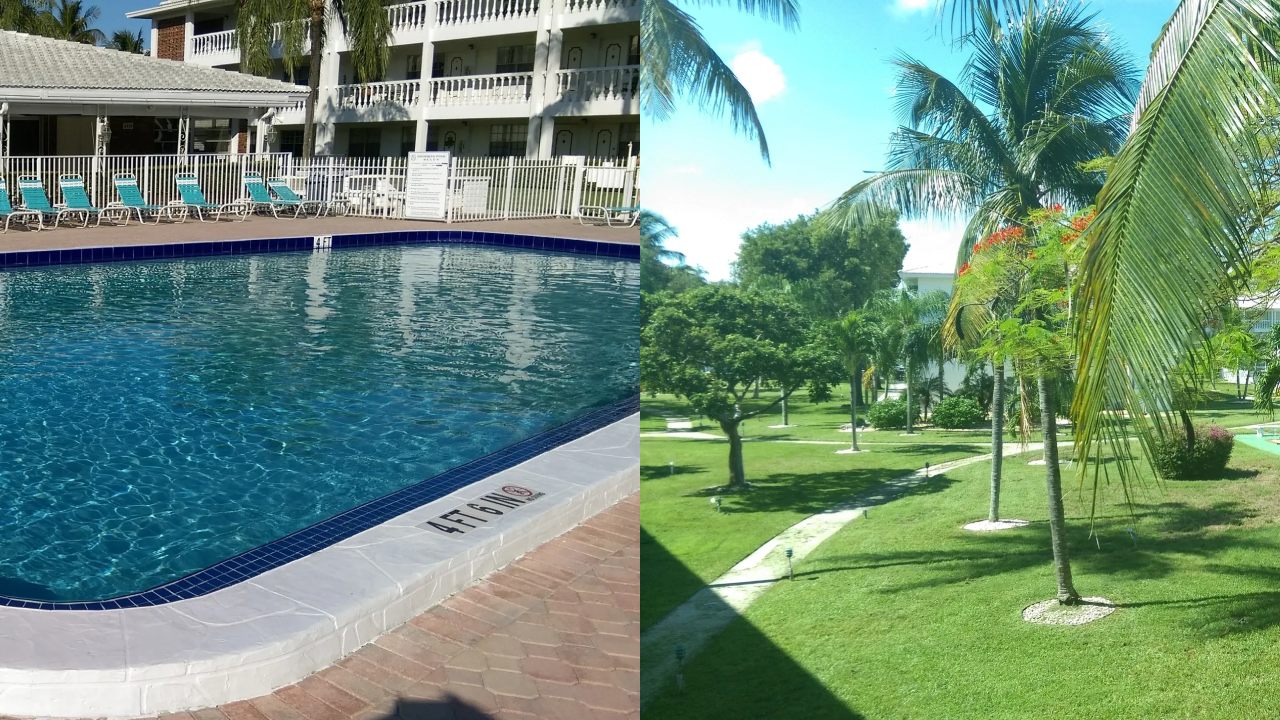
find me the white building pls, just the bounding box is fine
[901,265,970,392]
[127,0,640,158]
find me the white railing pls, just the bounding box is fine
[289,156,409,219]
[425,72,534,107]
[190,29,237,57]
[387,0,432,32]
[447,154,637,222]
[556,65,639,104]
[338,80,421,109]
[0,153,294,210]
[563,0,638,11]
[434,0,539,26]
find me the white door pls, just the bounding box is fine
[565,47,582,69]
[555,130,574,156]
[595,130,612,157]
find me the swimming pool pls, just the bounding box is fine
[0,243,638,602]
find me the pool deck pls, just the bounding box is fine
[0,216,639,252]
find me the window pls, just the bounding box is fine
[400,126,415,156]
[282,65,309,87]
[488,123,526,157]
[406,53,422,81]
[627,35,639,65]
[495,45,535,74]
[348,127,382,158]
[192,17,224,35]
[191,118,232,154]
[279,129,303,157]
[618,123,639,157]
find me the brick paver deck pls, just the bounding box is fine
[174,495,638,720]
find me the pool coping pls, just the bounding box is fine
[0,411,639,718]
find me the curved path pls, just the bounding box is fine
[639,440,1044,706]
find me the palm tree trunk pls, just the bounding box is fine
[300,3,325,160]
[849,375,860,452]
[1039,375,1080,605]
[905,360,913,434]
[989,362,1005,522]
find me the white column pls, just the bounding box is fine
[177,109,191,158]
[528,3,563,159]
[149,25,159,57]
[0,102,9,161]
[183,11,194,61]
[414,38,434,152]
[314,49,342,155]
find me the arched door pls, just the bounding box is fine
[595,130,612,157]
[555,130,574,155]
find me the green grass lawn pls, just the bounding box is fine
[644,440,1280,719]
[640,435,984,630]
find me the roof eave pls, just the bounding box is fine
[127,0,233,20]
[0,87,308,107]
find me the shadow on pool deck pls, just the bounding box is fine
[0,216,638,252]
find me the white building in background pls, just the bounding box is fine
[127,0,640,158]
[900,265,970,392]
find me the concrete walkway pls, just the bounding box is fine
[28,496,639,720]
[639,444,1042,706]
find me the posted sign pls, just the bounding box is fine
[405,151,451,220]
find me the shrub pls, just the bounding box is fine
[932,397,986,429]
[866,399,920,430]
[1152,424,1235,479]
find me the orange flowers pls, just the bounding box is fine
[972,225,1026,255]
[958,261,972,277]
[1071,210,1096,232]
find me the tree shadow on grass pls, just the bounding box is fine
[685,470,957,516]
[642,529,863,719]
[641,462,706,481]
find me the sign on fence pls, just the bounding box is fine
[404,151,450,220]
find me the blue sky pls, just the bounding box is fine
[91,0,151,40]
[641,0,1179,281]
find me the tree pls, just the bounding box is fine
[37,0,104,44]
[641,286,838,489]
[868,289,948,435]
[640,211,706,295]
[827,0,1134,533]
[641,0,797,163]
[736,210,908,321]
[107,28,145,53]
[236,0,390,158]
[0,0,42,32]
[830,311,879,452]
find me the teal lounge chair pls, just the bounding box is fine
[17,175,73,229]
[266,177,327,218]
[0,177,41,233]
[173,172,248,222]
[243,171,290,218]
[57,174,120,227]
[111,173,176,225]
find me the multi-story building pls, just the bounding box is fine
[127,0,640,158]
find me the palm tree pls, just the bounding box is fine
[107,28,145,53]
[832,311,880,452]
[0,0,42,32]
[236,0,391,158]
[640,211,705,294]
[829,2,1135,598]
[870,289,948,435]
[641,0,798,163]
[1070,0,1280,491]
[37,0,105,44]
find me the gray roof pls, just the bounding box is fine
[0,30,304,97]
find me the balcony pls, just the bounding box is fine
[555,65,638,113]
[423,72,534,118]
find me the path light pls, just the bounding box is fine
[668,460,674,475]
[710,496,722,513]
[785,547,794,580]
[924,461,930,477]
[1126,527,1138,547]
[675,645,686,690]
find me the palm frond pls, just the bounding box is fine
[1072,0,1280,488]
[824,168,980,230]
[678,0,799,29]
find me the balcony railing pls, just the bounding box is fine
[556,65,638,103]
[190,28,237,57]
[563,0,639,11]
[387,0,432,33]
[425,72,533,106]
[434,0,539,27]
[338,80,421,109]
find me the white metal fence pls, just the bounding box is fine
[0,152,638,223]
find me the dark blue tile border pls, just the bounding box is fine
[0,395,638,610]
[0,229,639,269]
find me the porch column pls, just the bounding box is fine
[256,108,276,153]
[531,17,564,158]
[313,48,342,156]
[0,103,9,162]
[414,38,434,152]
[92,109,109,203]
[183,10,194,61]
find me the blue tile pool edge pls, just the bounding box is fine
[0,394,639,610]
[0,229,640,268]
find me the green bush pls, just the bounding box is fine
[1152,424,1235,479]
[866,399,920,430]
[932,397,986,429]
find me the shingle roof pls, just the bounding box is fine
[0,30,303,96]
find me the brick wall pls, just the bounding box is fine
[156,17,184,61]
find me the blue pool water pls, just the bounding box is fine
[0,244,638,602]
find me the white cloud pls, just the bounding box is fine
[898,218,965,273]
[729,42,787,105]
[891,0,933,14]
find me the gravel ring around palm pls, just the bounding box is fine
[962,519,1030,532]
[1022,596,1116,625]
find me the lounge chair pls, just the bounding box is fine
[17,175,74,229]
[0,177,41,233]
[243,171,292,218]
[110,173,177,225]
[266,177,327,218]
[172,172,248,222]
[57,174,121,227]
[578,204,640,228]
